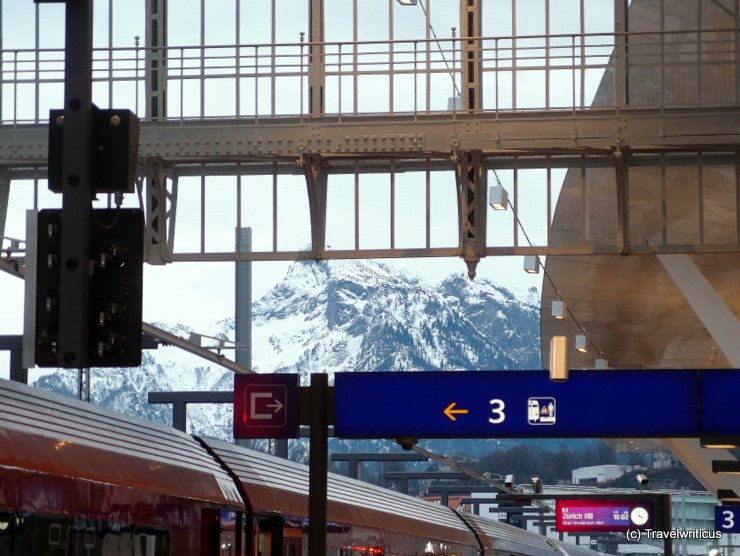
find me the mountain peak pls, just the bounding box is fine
[251,259,540,378]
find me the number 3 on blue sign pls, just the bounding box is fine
[716,507,740,533]
[489,399,506,424]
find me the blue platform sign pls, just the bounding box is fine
[700,371,740,435]
[715,506,740,533]
[334,370,700,438]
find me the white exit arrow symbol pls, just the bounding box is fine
[250,392,284,419]
[266,399,283,413]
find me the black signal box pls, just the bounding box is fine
[48,106,140,194]
[32,209,144,368]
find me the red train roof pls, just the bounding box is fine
[0,379,242,508]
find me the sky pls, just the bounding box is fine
[0,0,615,377]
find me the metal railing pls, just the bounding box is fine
[1,28,738,124]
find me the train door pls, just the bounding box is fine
[281,524,301,556]
[256,517,282,556]
[203,508,243,556]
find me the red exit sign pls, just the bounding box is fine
[233,374,299,439]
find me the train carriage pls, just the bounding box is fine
[205,438,481,555]
[0,378,606,556]
[0,378,244,555]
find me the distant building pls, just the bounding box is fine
[572,465,635,485]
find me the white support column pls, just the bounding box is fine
[658,253,740,500]
[658,254,740,365]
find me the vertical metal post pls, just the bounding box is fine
[235,227,252,370]
[0,173,9,243]
[59,0,94,368]
[9,347,27,385]
[172,401,187,432]
[308,373,328,556]
[145,0,167,120]
[77,368,91,401]
[615,148,629,254]
[308,0,325,116]
[1,336,27,384]
[235,227,253,449]
[460,0,482,112]
[614,0,629,107]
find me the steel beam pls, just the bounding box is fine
[3,107,740,165]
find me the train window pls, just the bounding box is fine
[134,530,169,556]
[48,523,62,545]
[219,509,237,556]
[101,530,134,556]
[24,515,72,555]
[68,526,98,556]
[84,527,95,548]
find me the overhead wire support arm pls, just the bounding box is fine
[141,322,253,375]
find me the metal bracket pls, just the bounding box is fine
[302,155,328,259]
[614,147,630,255]
[144,158,175,264]
[455,150,488,279]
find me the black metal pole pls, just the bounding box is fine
[9,348,27,384]
[0,336,26,384]
[308,373,328,556]
[59,0,94,367]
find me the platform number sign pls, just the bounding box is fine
[715,506,740,533]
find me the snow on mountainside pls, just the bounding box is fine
[34,258,542,449]
[252,259,541,379]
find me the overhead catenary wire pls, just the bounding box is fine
[417,0,462,99]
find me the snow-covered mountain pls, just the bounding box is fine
[35,258,542,453]
[251,259,541,379]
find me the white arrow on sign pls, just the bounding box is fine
[250,392,284,420]
[267,399,284,413]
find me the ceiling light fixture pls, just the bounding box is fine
[523,255,540,274]
[575,334,588,353]
[488,185,508,211]
[551,299,567,319]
